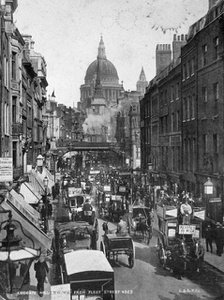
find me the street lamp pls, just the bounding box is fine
[36,154,44,173]
[0,210,40,296]
[43,176,49,233]
[204,177,214,219]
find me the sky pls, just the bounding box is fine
[14,0,208,108]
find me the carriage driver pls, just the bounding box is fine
[117,216,128,236]
[83,198,93,214]
[82,198,93,223]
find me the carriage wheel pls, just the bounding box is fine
[128,253,134,268]
[159,246,167,269]
[128,239,135,268]
[146,226,153,245]
[144,229,151,245]
[100,241,106,256]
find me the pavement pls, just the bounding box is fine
[201,239,224,273]
[22,198,58,300]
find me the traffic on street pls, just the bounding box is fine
[22,155,224,300]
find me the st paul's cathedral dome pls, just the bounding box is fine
[80,37,123,108]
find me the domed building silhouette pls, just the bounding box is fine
[80,36,123,111]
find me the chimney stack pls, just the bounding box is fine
[172,34,188,62]
[156,44,171,75]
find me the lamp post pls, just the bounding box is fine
[0,210,40,297]
[43,176,49,233]
[204,177,214,220]
[36,154,44,173]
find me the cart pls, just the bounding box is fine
[100,233,135,268]
[53,220,99,259]
[60,250,115,300]
[130,205,153,244]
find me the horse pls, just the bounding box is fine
[132,218,152,244]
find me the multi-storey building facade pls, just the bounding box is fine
[116,90,142,167]
[0,1,12,159]
[141,35,185,189]
[0,1,48,180]
[184,0,224,220]
[141,0,224,221]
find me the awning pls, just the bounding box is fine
[27,171,45,195]
[10,189,40,221]
[19,182,41,204]
[0,190,51,250]
[35,167,55,190]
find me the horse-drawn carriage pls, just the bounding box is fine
[130,205,153,244]
[99,194,127,223]
[53,220,99,263]
[60,250,115,300]
[100,225,135,268]
[156,203,205,277]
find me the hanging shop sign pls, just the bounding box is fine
[0,157,13,182]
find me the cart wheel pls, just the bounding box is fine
[144,228,151,245]
[128,239,135,268]
[100,241,106,255]
[159,247,167,269]
[128,253,134,268]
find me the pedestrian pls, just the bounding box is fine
[195,239,205,272]
[204,224,213,253]
[55,180,60,196]
[214,222,223,256]
[34,255,49,297]
[47,201,53,218]
[172,243,184,280]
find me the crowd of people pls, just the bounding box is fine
[204,222,224,256]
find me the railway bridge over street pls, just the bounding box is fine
[56,141,123,156]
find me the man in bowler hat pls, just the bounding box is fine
[34,255,49,297]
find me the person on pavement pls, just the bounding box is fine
[204,224,214,253]
[34,255,49,297]
[195,239,205,272]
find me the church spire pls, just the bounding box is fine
[97,35,106,59]
[137,67,148,96]
[139,67,146,81]
[94,56,104,98]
